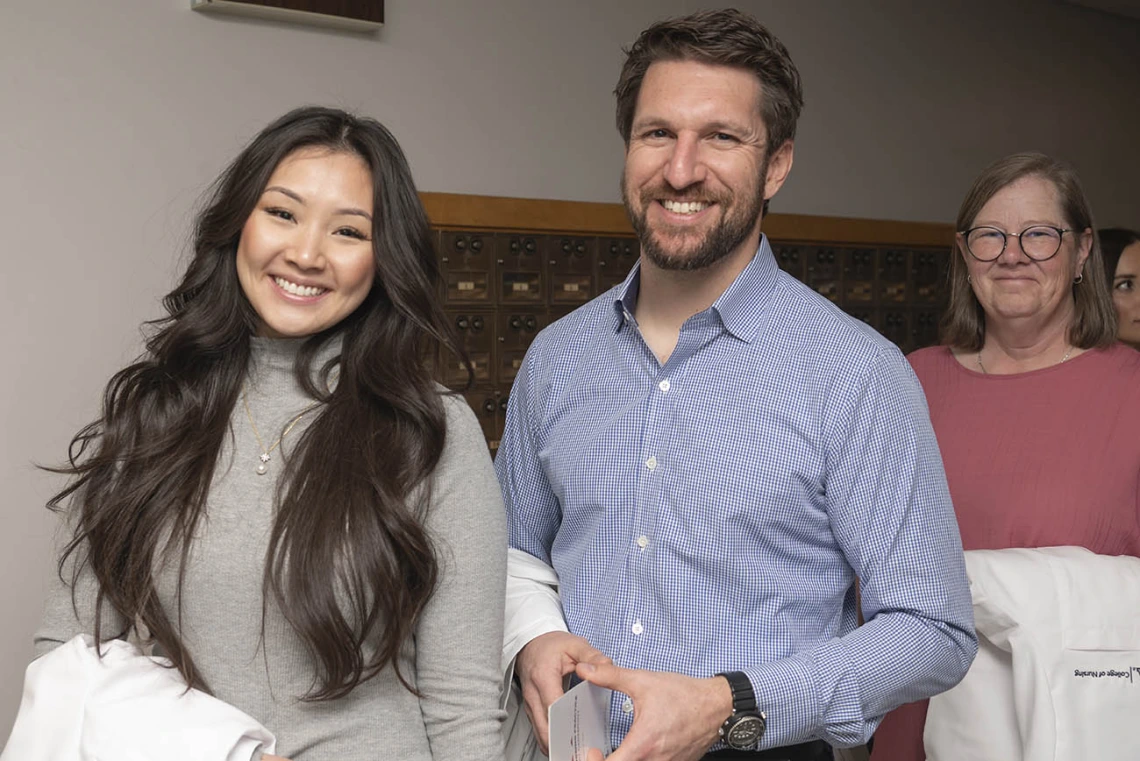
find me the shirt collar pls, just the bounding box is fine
[712,235,780,343]
[611,262,641,332]
[610,235,780,342]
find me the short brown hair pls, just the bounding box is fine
[941,152,1118,351]
[614,8,803,156]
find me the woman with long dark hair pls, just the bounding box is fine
[31,106,507,760]
[1098,227,1140,349]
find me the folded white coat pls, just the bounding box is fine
[925,546,1140,761]
[502,548,569,761]
[503,547,568,677]
[2,634,276,761]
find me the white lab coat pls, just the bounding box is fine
[5,549,557,761]
[925,546,1140,761]
[1,635,276,761]
[502,548,567,761]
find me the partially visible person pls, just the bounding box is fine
[26,106,506,760]
[873,153,1140,761]
[499,9,976,761]
[1098,227,1140,349]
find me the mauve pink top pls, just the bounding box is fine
[872,341,1140,761]
[909,341,1140,554]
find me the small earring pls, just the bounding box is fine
[967,275,972,284]
[1073,273,1083,284]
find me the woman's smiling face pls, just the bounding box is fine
[236,146,376,338]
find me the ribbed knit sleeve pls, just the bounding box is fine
[416,393,508,760]
[34,504,129,657]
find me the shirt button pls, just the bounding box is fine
[631,620,644,635]
[645,455,657,470]
[636,535,649,549]
[658,379,671,392]
[622,697,634,713]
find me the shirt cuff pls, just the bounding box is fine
[741,639,867,748]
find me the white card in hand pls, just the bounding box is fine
[547,679,613,761]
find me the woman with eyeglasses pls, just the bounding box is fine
[871,152,1140,761]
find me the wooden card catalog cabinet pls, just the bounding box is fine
[843,249,876,304]
[805,247,841,303]
[191,0,384,32]
[440,232,493,303]
[547,236,595,306]
[420,193,954,452]
[499,235,544,305]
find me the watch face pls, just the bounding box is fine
[726,714,766,749]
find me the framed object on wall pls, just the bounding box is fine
[191,0,384,32]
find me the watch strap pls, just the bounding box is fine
[717,670,757,713]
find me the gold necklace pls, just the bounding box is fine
[976,345,1073,375]
[241,370,338,476]
[242,393,322,475]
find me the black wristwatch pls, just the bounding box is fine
[715,671,767,750]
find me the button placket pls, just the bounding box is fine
[625,338,672,680]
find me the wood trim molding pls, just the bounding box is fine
[420,192,634,235]
[419,192,954,248]
[762,213,954,248]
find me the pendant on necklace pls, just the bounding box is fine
[256,452,270,476]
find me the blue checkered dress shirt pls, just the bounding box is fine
[496,237,976,749]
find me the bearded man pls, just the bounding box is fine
[495,10,976,761]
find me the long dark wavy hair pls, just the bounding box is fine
[49,106,469,699]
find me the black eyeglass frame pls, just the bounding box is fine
[958,225,1074,262]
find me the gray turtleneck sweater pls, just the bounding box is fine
[35,338,507,760]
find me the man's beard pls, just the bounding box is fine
[621,169,766,272]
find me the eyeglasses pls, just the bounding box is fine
[960,225,1073,262]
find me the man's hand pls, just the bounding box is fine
[516,631,611,754]
[576,662,734,761]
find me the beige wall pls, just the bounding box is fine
[2,0,1137,739]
